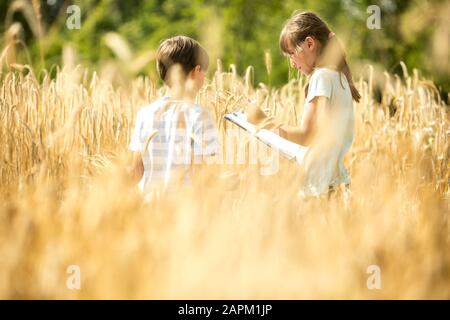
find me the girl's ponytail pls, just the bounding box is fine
[323,34,361,103]
[341,58,361,103]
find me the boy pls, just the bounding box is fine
[128,35,218,196]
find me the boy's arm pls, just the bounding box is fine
[127,109,144,184]
[191,109,219,164]
[127,152,144,184]
[191,110,238,187]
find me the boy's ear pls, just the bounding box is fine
[188,65,202,78]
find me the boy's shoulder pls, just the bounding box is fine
[138,96,170,113]
[136,97,212,123]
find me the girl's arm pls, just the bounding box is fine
[247,96,327,146]
[279,96,327,146]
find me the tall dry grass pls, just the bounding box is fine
[0,60,449,299]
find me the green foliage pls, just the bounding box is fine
[1,0,448,95]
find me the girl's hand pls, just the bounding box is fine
[247,102,268,125]
[247,101,281,131]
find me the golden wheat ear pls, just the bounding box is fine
[143,130,159,153]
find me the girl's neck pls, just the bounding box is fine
[315,40,341,72]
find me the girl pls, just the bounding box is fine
[248,11,361,197]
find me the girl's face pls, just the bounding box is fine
[286,36,320,75]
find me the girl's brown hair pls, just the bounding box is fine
[280,11,361,103]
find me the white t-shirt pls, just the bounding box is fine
[129,96,218,193]
[299,67,354,197]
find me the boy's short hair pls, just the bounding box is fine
[156,35,209,86]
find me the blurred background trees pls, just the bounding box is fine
[0,0,449,99]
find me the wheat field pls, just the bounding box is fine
[0,60,449,299]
